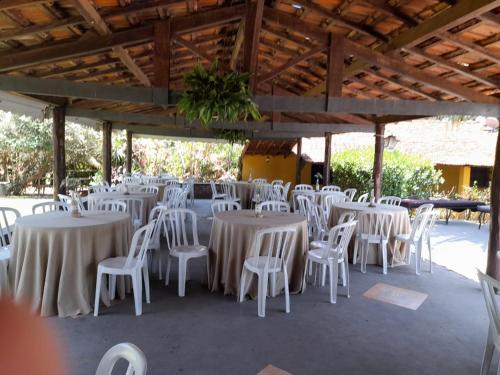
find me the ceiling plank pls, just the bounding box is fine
[72,0,151,86]
[0,0,47,11]
[0,16,84,43]
[304,0,500,96]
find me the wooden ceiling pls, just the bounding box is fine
[0,0,498,128]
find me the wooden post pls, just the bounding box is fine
[326,33,344,110]
[487,124,500,280]
[52,106,66,200]
[126,130,133,174]
[295,137,302,186]
[373,123,385,200]
[323,132,332,185]
[154,19,171,90]
[102,122,112,184]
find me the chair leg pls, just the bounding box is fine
[428,237,433,273]
[109,274,116,301]
[481,330,495,375]
[329,260,338,304]
[308,258,313,276]
[271,271,277,298]
[94,270,103,317]
[353,236,359,265]
[239,267,249,303]
[340,262,346,287]
[381,242,388,275]
[361,241,368,274]
[158,250,163,281]
[257,271,269,318]
[321,264,327,287]
[345,258,350,299]
[302,258,309,292]
[178,256,188,297]
[415,241,422,276]
[143,263,151,304]
[131,271,142,316]
[165,255,171,286]
[283,268,290,314]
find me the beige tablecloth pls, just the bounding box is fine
[209,210,308,299]
[233,182,255,209]
[329,202,411,266]
[9,211,132,317]
[88,191,157,220]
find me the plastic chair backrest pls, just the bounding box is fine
[271,179,284,185]
[297,195,314,221]
[164,209,199,250]
[139,185,159,194]
[282,182,291,200]
[415,203,434,217]
[249,226,297,271]
[272,184,285,201]
[121,198,144,224]
[253,183,274,202]
[148,206,167,248]
[321,185,341,192]
[0,207,20,247]
[95,342,147,375]
[338,210,357,224]
[378,196,402,206]
[162,187,183,206]
[344,188,357,201]
[259,200,290,213]
[295,184,313,191]
[408,212,430,241]
[358,193,369,203]
[318,221,357,261]
[32,201,68,214]
[478,270,500,341]
[323,192,348,213]
[253,178,267,185]
[211,200,241,215]
[125,221,155,268]
[95,199,127,213]
[358,211,393,239]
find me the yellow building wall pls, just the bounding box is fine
[436,164,471,194]
[241,155,311,186]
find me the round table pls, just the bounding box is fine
[88,191,157,220]
[232,181,255,209]
[9,211,131,317]
[208,210,308,298]
[329,202,411,266]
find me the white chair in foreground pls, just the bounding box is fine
[239,226,297,318]
[32,201,68,214]
[303,221,357,304]
[478,269,500,375]
[395,212,430,274]
[164,209,208,297]
[378,196,402,206]
[211,200,241,216]
[259,200,290,213]
[95,342,147,375]
[94,222,155,316]
[357,211,393,274]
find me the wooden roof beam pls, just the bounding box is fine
[230,20,245,70]
[0,0,47,11]
[174,36,230,71]
[243,0,264,93]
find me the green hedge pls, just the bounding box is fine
[331,147,443,199]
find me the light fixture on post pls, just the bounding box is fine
[384,135,398,150]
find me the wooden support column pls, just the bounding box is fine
[52,106,66,200]
[102,122,112,184]
[487,123,500,280]
[243,0,264,93]
[271,84,281,127]
[295,137,302,186]
[373,123,385,200]
[154,19,171,90]
[326,33,344,110]
[126,130,133,174]
[323,132,332,185]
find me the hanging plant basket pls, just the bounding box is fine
[177,60,261,127]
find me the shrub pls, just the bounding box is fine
[331,147,443,198]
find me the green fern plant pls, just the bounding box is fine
[177,60,261,127]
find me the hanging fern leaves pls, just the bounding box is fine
[177,60,261,127]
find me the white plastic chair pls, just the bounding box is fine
[95,199,127,213]
[211,200,241,216]
[238,226,297,318]
[259,200,290,213]
[121,197,144,231]
[295,184,313,191]
[272,184,285,201]
[164,209,208,297]
[282,182,291,202]
[161,187,183,207]
[303,221,357,304]
[378,196,402,206]
[396,212,430,274]
[252,183,274,206]
[95,342,147,375]
[252,178,267,184]
[165,180,181,189]
[146,206,168,281]
[478,269,500,375]
[139,185,159,195]
[357,193,369,203]
[415,203,434,218]
[123,176,138,184]
[32,201,68,214]
[58,193,86,211]
[94,222,155,316]
[0,207,20,258]
[344,188,357,202]
[184,176,195,206]
[292,190,315,212]
[220,182,240,203]
[271,179,283,185]
[210,180,227,203]
[322,192,349,222]
[357,211,393,274]
[321,185,341,192]
[422,211,438,273]
[89,184,110,194]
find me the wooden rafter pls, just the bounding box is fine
[230,20,245,71]
[243,0,264,92]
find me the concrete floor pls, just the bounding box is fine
[36,200,489,375]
